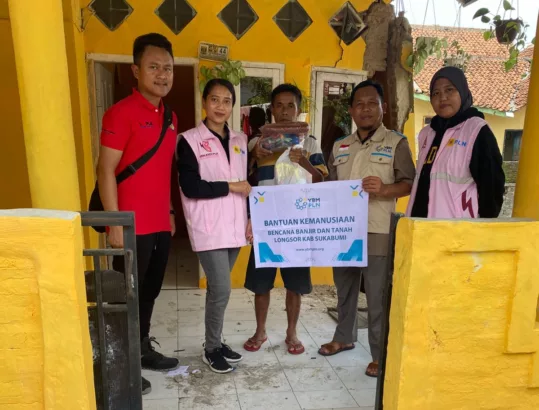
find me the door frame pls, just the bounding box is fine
[230,61,285,131]
[86,53,201,167]
[309,66,369,145]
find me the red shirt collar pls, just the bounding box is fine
[132,88,164,113]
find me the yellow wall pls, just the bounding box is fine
[414,97,526,154]
[0,210,95,410]
[83,0,413,287]
[0,2,31,209]
[385,218,539,409]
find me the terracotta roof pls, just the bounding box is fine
[521,45,535,60]
[412,25,532,112]
[412,25,509,58]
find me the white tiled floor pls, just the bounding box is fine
[143,288,376,410]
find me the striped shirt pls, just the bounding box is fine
[248,135,328,186]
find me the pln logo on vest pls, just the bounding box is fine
[448,138,467,148]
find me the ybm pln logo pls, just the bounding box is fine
[295,197,321,210]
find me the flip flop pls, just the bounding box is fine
[365,362,379,378]
[243,336,268,352]
[285,339,305,355]
[318,342,355,357]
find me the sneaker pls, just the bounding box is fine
[141,377,151,395]
[141,336,179,371]
[221,343,243,363]
[202,349,234,374]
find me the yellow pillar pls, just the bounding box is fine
[513,15,539,218]
[8,0,81,211]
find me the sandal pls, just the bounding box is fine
[285,339,305,355]
[243,336,267,352]
[365,361,379,378]
[318,342,355,357]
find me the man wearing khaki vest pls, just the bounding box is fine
[318,80,415,378]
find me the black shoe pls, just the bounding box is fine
[202,349,234,374]
[142,377,152,395]
[221,343,243,363]
[141,336,179,371]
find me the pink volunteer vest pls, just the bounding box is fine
[180,122,248,252]
[407,117,487,218]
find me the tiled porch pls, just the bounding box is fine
[143,288,376,410]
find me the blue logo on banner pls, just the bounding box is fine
[336,240,364,262]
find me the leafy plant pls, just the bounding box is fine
[199,60,246,92]
[406,37,471,75]
[243,77,273,106]
[473,0,535,71]
[323,89,352,136]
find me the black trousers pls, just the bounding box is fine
[113,231,171,341]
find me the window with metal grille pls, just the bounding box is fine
[329,2,366,46]
[155,0,197,35]
[218,0,259,40]
[89,0,133,31]
[273,0,312,42]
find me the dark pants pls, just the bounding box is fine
[113,231,171,340]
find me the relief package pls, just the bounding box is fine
[259,122,309,152]
[261,122,312,185]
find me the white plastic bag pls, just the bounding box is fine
[274,146,312,185]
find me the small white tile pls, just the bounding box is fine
[238,392,301,410]
[224,308,256,322]
[142,372,179,400]
[350,389,376,407]
[179,394,240,409]
[143,398,179,410]
[154,290,179,312]
[150,310,180,338]
[222,320,258,335]
[178,309,205,324]
[233,365,291,394]
[177,321,206,337]
[284,368,345,392]
[333,366,377,390]
[294,390,358,409]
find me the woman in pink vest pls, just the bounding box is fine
[407,66,505,218]
[176,79,251,374]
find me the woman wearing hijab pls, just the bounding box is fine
[407,66,505,219]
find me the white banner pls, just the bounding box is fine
[249,180,369,268]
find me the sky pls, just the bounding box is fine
[403,0,538,40]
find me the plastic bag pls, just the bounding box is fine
[259,122,309,153]
[274,146,312,185]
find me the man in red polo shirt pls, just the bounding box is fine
[97,33,179,395]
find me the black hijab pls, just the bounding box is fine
[429,66,473,115]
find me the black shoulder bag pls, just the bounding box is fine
[89,105,173,233]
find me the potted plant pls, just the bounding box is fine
[406,37,470,75]
[473,0,535,71]
[199,60,246,92]
[473,1,523,44]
